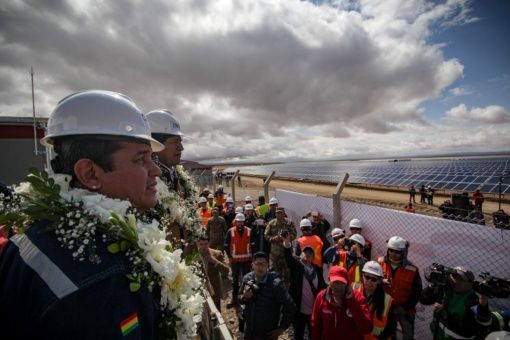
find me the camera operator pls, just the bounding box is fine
[239,252,296,340]
[327,233,367,286]
[420,266,484,339]
[264,207,296,288]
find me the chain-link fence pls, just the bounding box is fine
[276,189,510,340]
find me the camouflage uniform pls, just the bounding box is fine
[264,218,297,287]
[206,215,228,251]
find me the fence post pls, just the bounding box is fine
[264,171,276,202]
[231,169,240,202]
[333,173,349,228]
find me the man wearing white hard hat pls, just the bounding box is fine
[356,261,397,339]
[378,236,422,340]
[244,203,257,228]
[348,218,373,260]
[0,90,175,338]
[206,193,216,210]
[334,233,367,286]
[224,213,252,308]
[323,227,346,264]
[197,196,212,227]
[295,218,324,267]
[146,109,184,192]
[222,196,236,227]
[264,197,279,222]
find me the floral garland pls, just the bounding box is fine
[0,168,204,339]
[156,165,202,242]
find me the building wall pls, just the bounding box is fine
[0,138,47,184]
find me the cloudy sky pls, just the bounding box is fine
[1,0,509,163]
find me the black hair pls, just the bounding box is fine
[198,233,209,241]
[50,135,148,187]
[258,195,265,203]
[151,133,178,144]
[369,282,386,320]
[252,251,269,262]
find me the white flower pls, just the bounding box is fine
[13,182,34,196]
[81,194,131,223]
[52,174,72,192]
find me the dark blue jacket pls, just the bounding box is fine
[239,271,296,336]
[0,221,161,339]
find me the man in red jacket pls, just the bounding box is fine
[311,265,372,339]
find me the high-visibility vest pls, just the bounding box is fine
[298,235,323,266]
[353,284,393,340]
[378,256,417,307]
[338,251,361,284]
[255,204,269,218]
[197,207,212,227]
[229,227,252,263]
[216,193,225,207]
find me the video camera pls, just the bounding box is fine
[426,263,510,299]
[342,238,354,251]
[473,272,510,299]
[425,263,458,286]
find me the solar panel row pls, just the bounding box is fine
[223,157,510,194]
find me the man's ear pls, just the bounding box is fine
[74,159,103,191]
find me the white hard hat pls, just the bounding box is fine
[245,203,254,210]
[207,193,214,199]
[41,90,164,152]
[349,234,365,247]
[484,331,510,340]
[198,196,207,204]
[331,228,345,238]
[300,218,312,228]
[226,197,234,203]
[362,261,383,277]
[349,218,362,229]
[244,195,252,201]
[235,207,244,214]
[235,213,246,222]
[145,109,183,136]
[269,197,278,205]
[387,236,407,250]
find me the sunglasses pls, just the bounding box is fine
[363,275,379,283]
[388,249,403,254]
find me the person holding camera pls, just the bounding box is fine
[283,235,326,339]
[329,233,367,286]
[250,218,270,255]
[264,207,297,288]
[348,218,372,260]
[295,218,324,267]
[377,236,421,340]
[420,266,485,339]
[239,252,296,340]
[225,213,253,308]
[323,227,346,265]
[311,265,373,339]
[356,261,397,340]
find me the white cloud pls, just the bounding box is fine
[443,104,510,124]
[0,0,502,162]
[448,86,473,96]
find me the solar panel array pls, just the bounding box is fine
[223,157,510,194]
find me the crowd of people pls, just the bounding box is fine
[0,90,508,340]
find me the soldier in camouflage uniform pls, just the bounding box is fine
[264,207,297,287]
[206,207,228,251]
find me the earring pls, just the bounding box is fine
[92,185,97,190]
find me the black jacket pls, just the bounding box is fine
[284,246,326,313]
[239,271,296,336]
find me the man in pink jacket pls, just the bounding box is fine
[311,265,373,339]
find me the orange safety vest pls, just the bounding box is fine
[353,285,393,340]
[229,227,252,263]
[298,235,323,266]
[338,251,361,284]
[216,193,225,207]
[197,207,212,227]
[377,256,417,307]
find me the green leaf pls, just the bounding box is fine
[107,242,120,254]
[185,250,200,266]
[129,282,141,292]
[120,240,130,251]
